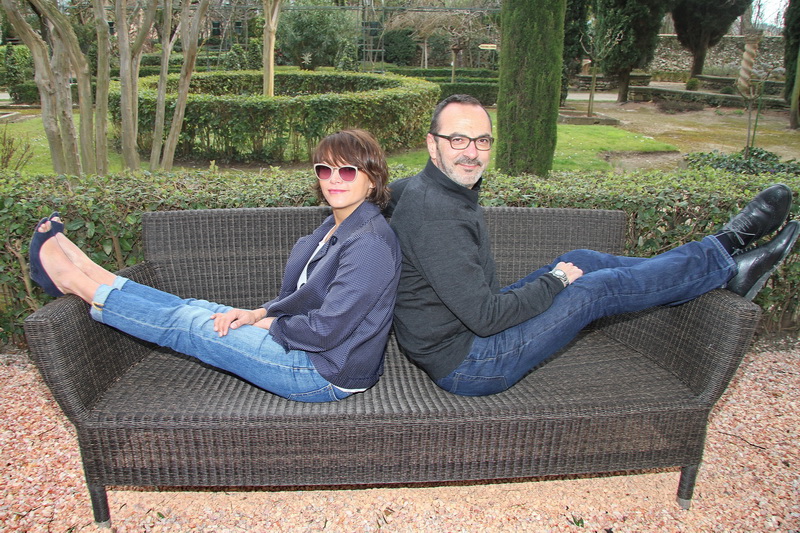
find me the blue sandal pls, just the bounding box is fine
[48,211,64,234]
[29,216,64,297]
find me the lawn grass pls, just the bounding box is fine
[2,110,677,175]
[386,124,677,173]
[3,115,126,174]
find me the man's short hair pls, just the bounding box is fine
[429,94,492,134]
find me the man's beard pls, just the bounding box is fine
[437,147,484,188]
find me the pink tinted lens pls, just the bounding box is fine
[314,164,332,180]
[338,166,358,181]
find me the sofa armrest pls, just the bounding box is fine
[23,262,161,423]
[596,289,761,404]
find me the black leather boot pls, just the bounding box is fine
[727,220,800,300]
[719,184,793,251]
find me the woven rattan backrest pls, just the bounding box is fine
[142,207,331,308]
[483,207,627,287]
[142,206,626,306]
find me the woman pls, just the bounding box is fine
[28,129,402,402]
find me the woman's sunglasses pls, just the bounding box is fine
[314,164,359,182]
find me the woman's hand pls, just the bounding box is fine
[555,261,584,284]
[210,308,266,337]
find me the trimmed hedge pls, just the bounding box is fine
[386,67,498,79]
[108,70,440,163]
[2,167,798,345]
[438,82,498,106]
[386,67,500,106]
[9,81,86,105]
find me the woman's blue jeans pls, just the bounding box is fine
[89,278,351,402]
[434,236,737,396]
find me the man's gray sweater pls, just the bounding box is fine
[389,160,564,379]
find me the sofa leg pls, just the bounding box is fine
[88,483,111,527]
[676,464,699,510]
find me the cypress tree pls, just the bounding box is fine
[496,0,566,176]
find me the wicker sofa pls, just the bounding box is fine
[24,206,761,526]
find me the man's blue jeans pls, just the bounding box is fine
[434,236,737,396]
[89,278,351,402]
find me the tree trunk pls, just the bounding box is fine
[93,0,111,176]
[689,45,708,79]
[791,43,800,129]
[150,0,180,169]
[0,0,68,173]
[262,0,281,97]
[115,0,157,170]
[52,44,82,175]
[116,0,140,169]
[30,0,96,174]
[616,69,631,103]
[161,0,210,170]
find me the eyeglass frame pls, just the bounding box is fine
[313,163,360,182]
[429,132,494,151]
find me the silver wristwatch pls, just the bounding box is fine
[550,268,570,287]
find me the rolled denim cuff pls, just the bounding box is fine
[89,276,128,321]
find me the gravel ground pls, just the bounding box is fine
[2,337,799,533]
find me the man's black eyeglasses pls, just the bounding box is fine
[430,133,494,151]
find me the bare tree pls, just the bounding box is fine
[1,0,78,174]
[116,0,158,169]
[149,0,182,169]
[159,0,211,170]
[93,0,112,176]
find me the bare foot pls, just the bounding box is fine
[54,233,117,286]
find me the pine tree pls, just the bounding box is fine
[671,0,753,78]
[496,0,566,176]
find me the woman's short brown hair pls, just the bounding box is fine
[311,129,390,209]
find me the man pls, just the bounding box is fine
[388,94,799,397]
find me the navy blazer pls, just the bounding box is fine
[263,201,401,389]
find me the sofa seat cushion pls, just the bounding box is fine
[79,330,708,488]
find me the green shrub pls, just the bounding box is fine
[685,78,700,91]
[685,148,800,175]
[10,80,95,105]
[3,168,799,344]
[719,85,736,95]
[2,44,34,87]
[383,29,417,66]
[8,82,40,104]
[110,70,440,164]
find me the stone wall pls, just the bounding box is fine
[651,34,785,78]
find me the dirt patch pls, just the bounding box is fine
[585,100,800,164]
[601,150,685,171]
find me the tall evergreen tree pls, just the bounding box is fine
[496,0,566,176]
[671,0,753,79]
[561,0,589,106]
[785,0,799,124]
[594,0,672,103]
